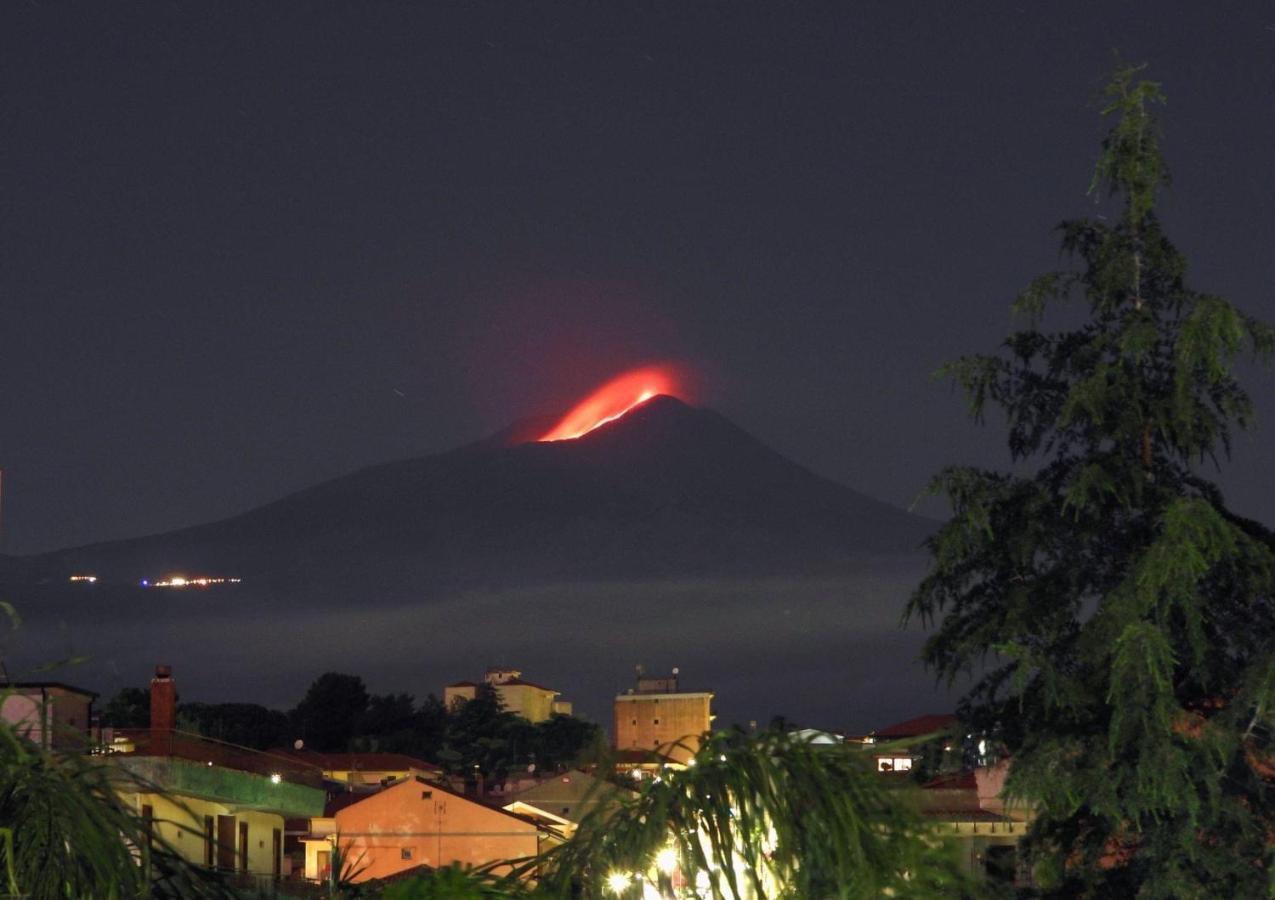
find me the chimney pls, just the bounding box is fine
[150,664,175,735]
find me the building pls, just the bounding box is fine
[0,680,96,749]
[300,776,540,882]
[863,713,958,773]
[110,665,327,886]
[613,669,713,765]
[444,667,571,723]
[502,768,624,843]
[919,762,1030,885]
[268,749,444,789]
[790,727,845,745]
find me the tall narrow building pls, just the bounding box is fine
[613,668,713,765]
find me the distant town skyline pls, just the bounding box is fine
[3,3,1273,555]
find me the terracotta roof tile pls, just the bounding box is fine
[872,714,958,739]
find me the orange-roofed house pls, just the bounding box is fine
[864,713,959,773]
[919,763,1030,885]
[301,776,539,882]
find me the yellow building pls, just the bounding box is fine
[613,669,713,765]
[444,667,571,723]
[109,666,327,884]
[113,754,321,880]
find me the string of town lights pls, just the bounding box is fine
[68,574,242,588]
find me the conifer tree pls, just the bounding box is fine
[908,65,1275,895]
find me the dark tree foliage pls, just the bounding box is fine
[347,692,441,754]
[289,672,370,752]
[403,692,449,758]
[535,712,608,772]
[908,66,1275,895]
[433,685,605,784]
[99,686,149,727]
[436,683,522,780]
[281,676,601,779]
[176,701,289,749]
[363,691,417,736]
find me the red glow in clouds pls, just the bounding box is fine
[539,366,682,441]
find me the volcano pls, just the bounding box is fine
[6,397,933,597]
[1,396,949,730]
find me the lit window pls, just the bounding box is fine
[876,756,913,772]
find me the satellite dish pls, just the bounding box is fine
[294,739,304,750]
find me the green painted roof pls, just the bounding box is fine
[114,755,326,818]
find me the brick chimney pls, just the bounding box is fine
[150,664,175,736]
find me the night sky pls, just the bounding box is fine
[3,4,1273,556]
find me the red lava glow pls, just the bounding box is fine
[539,366,681,441]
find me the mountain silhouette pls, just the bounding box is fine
[9,397,934,595]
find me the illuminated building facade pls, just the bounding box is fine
[444,667,571,723]
[300,777,539,882]
[613,669,713,765]
[111,665,325,881]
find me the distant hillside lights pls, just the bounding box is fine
[142,575,242,588]
[66,573,243,587]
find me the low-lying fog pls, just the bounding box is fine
[4,555,965,736]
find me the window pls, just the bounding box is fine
[238,821,249,872]
[653,718,660,725]
[204,816,214,867]
[401,848,413,861]
[876,756,913,773]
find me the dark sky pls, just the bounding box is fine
[3,2,1274,556]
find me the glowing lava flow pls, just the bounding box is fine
[539,366,680,441]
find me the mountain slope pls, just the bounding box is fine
[17,397,934,591]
